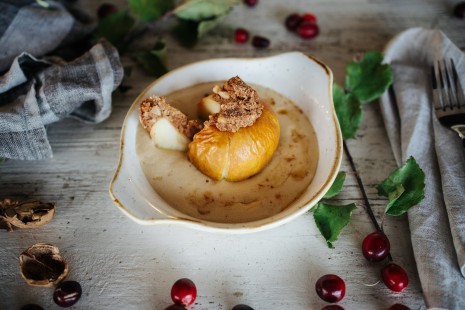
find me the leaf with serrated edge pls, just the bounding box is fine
[174,0,239,21]
[377,156,425,216]
[385,184,405,215]
[128,0,174,22]
[323,171,346,199]
[345,51,393,103]
[313,202,357,248]
[333,84,363,140]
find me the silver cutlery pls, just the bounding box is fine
[432,59,465,147]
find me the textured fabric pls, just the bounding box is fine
[380,27,465,309]
[0,1,123,160]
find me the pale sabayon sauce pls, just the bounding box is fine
[136,82,319,223]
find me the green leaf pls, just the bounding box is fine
[93,10,135,48]
[197,14,226,38]
[345,51,393,103]
[0,157,5,164]
[323,171,346,199]
[313,202,357,248]
[172,19,200,47]
[174,0,238,21]
[377,156,425,216]
[128,0,174,22]
[333,83,363,140]
[134,40,168,77]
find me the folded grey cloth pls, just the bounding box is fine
[380,27,465,309]
[0,0,123,160]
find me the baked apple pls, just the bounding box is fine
[188,76,280,182]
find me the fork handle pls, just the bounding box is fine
[451,125,465,148]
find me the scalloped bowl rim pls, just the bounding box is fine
[109,52,342,234]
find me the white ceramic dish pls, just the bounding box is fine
[109,52,342,233]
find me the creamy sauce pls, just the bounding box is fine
[136,82,319,223]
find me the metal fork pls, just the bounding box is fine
[431,59,465,147]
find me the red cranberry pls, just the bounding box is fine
[454,2,465,18]
[53,281,82,308]
[252,36,270,48]
[297,22,319,39]
[21,305,44,310]
[243,0,258,7]
[322,305,345,310]
[97,3,118,20]
[315,274,346,303]
[235,28,249,43]
[303,13,317,23]
[285,13,303,31]
[164,305,187,310]
[232,305,255,310]
[381,263,409,292]
[362,231,390,262]
[171,278,197,307]
[388,304,411,310]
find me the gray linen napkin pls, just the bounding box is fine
[0,0,123,160]
[380,27,465,309]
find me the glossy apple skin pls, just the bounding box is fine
[188,102,280,182]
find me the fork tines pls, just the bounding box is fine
[431,59,465,115]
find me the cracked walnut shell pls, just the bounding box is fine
[20,243,69,287]
[0,198,55,231]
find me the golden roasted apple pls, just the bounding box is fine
[188,76,280,181]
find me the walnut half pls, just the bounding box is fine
[0,198,55,231]
[20,243,69,287]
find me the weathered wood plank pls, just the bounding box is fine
[1,0,450,308]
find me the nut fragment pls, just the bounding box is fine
[20,243,68,287]
[207,76,264,132]
[0,198,55,230]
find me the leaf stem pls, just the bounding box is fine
[343,140,380,231]
[343,140,393,261]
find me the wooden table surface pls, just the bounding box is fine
[1,0,461,309]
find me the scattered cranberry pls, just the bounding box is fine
[252,36,270,49]
[97,3,118,20]
[381,263,409,292]
[322,305,345,310]
[171,278,197,307]
[21,305,44,310]
[297,22,319,39]
[164,305,187,310]
[53,280,82,308]
[454,2,465,18]
[362,231,391,262]
[302,13,317,23]
[232,305,255,310]
[235,28,249,43]
[315,274,346,303]
[285,13,303,31]
[388,304,411,310]
[243,0,258,7]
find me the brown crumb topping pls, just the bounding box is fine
[207,76,263,132]
[139,96,202,138]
